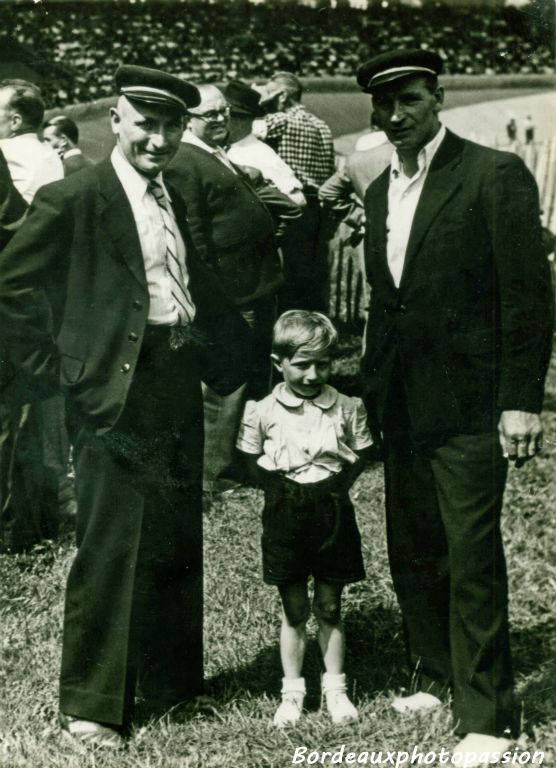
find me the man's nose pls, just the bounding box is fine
[149,130,166,148]
[391,101,405,122]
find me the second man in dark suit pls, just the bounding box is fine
[167,84,284,493]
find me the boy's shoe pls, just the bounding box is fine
[59,712,125,749]
[391,691,442,714]
[273,677,306,728]
[322,672,358,725]
[451,734,512,767]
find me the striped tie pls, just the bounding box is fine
[148,179,195,326]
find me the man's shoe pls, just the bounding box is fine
[451,734,512,767]
[391,691,442,713]
[59,712,125,749]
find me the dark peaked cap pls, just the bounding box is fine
[357,49,443,93]
[115,64,200,113]
[224,80,263,116]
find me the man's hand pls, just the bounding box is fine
[498,410,543,465]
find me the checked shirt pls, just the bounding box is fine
[261,104,335,192]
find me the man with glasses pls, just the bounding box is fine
[167,84,284,494]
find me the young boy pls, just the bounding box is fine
[236,310,372,727]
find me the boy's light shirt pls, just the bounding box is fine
[237,383,372,484]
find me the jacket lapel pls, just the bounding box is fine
[399,130,464,288]
[95,158,147,289]
[366,166,395,291]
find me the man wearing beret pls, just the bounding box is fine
[358,49,553,763]
[0,65,249,746]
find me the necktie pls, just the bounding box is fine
[148,179,195,328]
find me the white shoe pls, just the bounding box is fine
[273,677,305,728]
[322,672,359,725]
[391,691,442,713]
[451,734,513,767]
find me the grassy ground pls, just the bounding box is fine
[1,336,554,768]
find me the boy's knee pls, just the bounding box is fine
[313,598,341,625]
[283,601,310,627]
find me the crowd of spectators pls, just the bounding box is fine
[3,1,554,109]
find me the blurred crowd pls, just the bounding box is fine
[4,1,554,109]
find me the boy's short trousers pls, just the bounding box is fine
[261,473,365,586]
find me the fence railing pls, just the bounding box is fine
[328,138,556,325]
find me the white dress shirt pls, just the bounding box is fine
[227,134,305,205]
[0,133,63,203]
[386,125,446,287]
[111,146,195,325]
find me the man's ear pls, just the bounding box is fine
[109,107,120,136]
[270,353,283,373]
[433,85,444,114]
[10,112,22,135]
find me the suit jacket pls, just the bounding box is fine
[62,151,93,176]
[166,142,283,305]
[362,129,553,436]
[0,158,250,430]
[0,147,26,251]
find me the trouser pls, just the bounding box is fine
[382,376,517,737]
[0,395,73,552]
[278,193,330,314]
[60,328,204,727]
[202,297,275,492]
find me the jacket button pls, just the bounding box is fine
[132,300,142,311]
[128,332,138,342]
[121,363,131,373]
[399,304,407,314]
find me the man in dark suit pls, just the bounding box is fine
[42,115,93,175]
[166,84,284,493]
[0,66,248,747]
[358,50,553,764]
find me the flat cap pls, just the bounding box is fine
[224,80,263,116]
[115,64,200,113]
[357,49,443,93]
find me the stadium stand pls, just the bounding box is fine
[3,1,554,109]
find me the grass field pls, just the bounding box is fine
[1,335,554,768]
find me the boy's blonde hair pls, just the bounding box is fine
[272,310,338,360]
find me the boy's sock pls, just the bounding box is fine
[322,672,358,725]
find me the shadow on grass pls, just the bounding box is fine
[204,602,406,711]
[511,622,556,730]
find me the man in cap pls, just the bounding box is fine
[225,79,305,207]
[358,49,553,763]
[167,84,285,494]
[43,115,93,175]
[0,65,248,745]
[253,72,335,313]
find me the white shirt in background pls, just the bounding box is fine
[228,133,306,206]
[0,133,63,203]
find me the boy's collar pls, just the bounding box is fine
[273,383,338,410]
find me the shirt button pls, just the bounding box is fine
[132,300,142,311]
[121,363,131,373]
[128,332,138,342]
